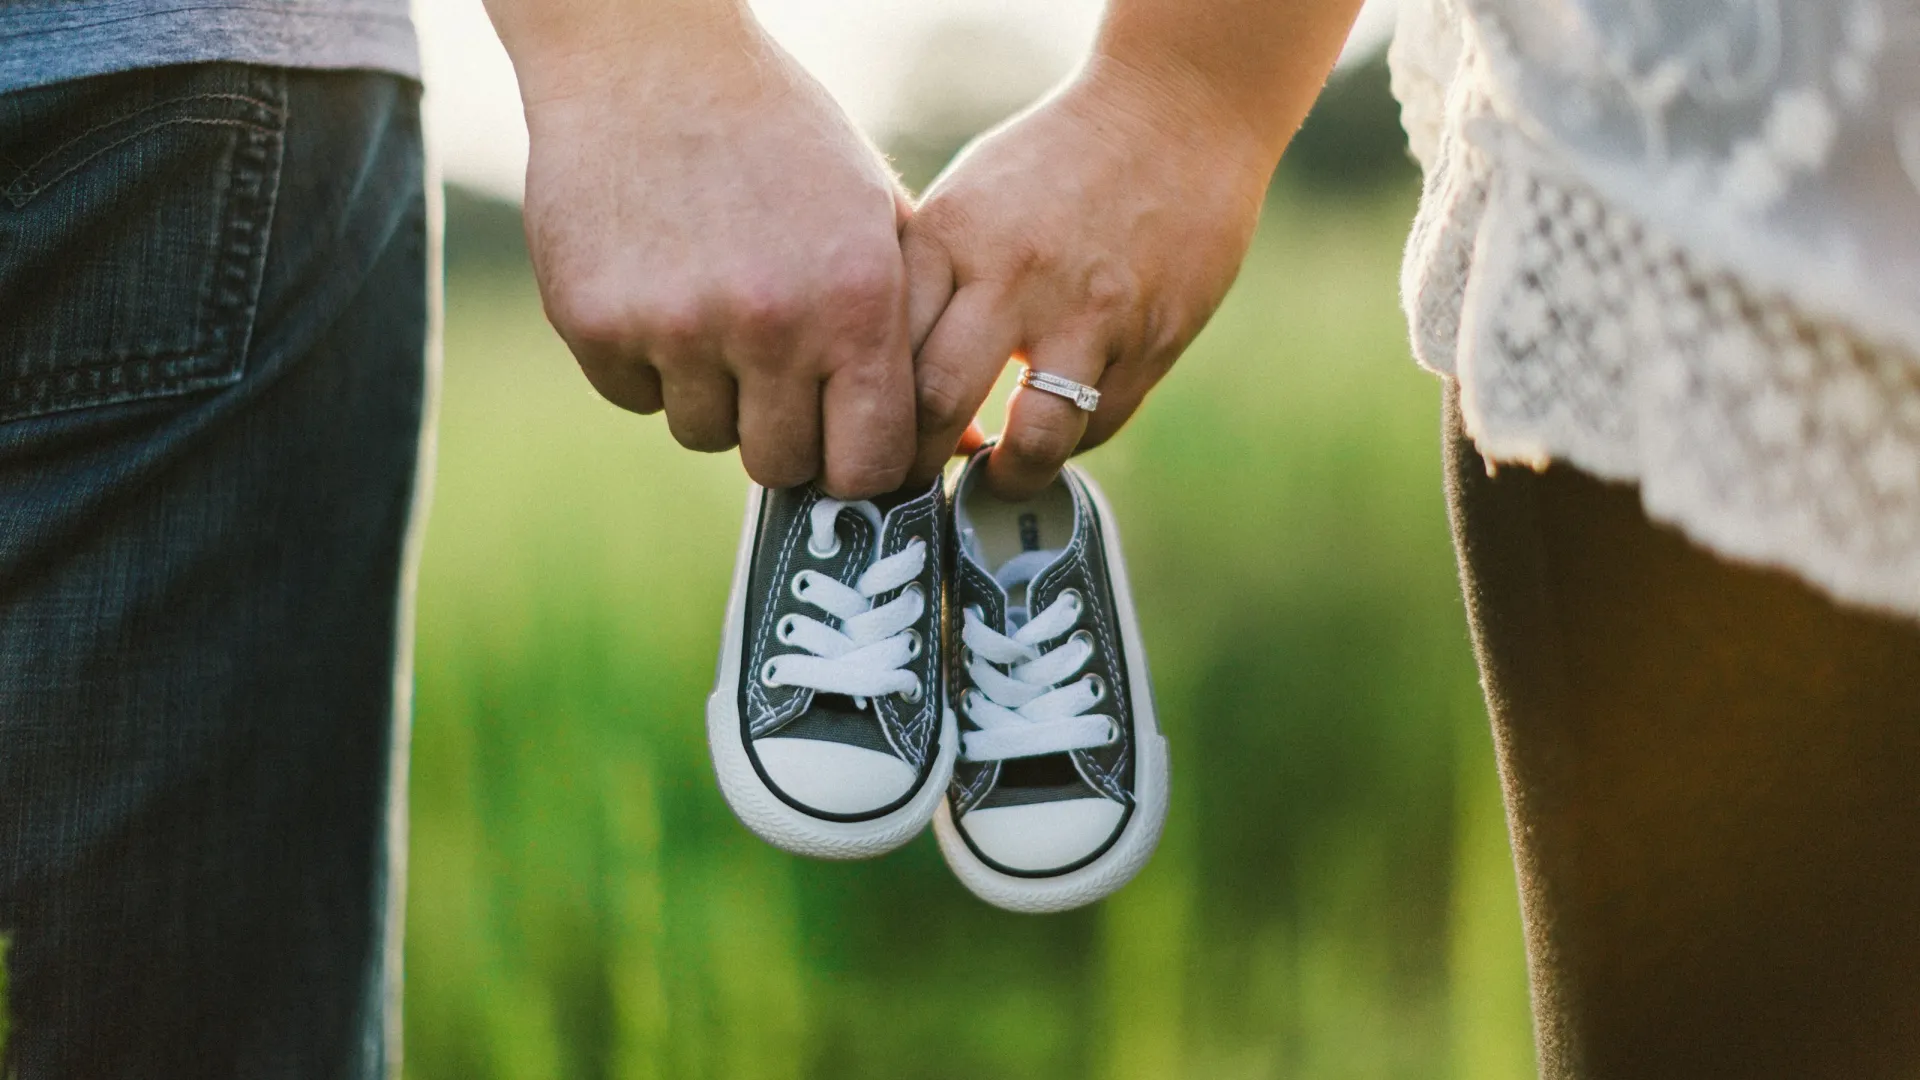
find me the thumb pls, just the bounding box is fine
[902,212,957,358]
[893,184,914,232]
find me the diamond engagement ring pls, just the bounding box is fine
[1018,367,1101,412]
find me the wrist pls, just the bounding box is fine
[1063,54,1281,192]
[491,0,758,110]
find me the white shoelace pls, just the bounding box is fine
[959,551,1117,762]
[760,498,927,705]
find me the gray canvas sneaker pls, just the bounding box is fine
[708,477,956,859]
[933,451,1170,912]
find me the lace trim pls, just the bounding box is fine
[1414,135,1920,620]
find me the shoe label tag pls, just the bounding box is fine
[1018,513,1042,552]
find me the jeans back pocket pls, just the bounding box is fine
[0,64,287,423]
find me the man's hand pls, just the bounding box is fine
[490,2,916,497]
[902,0,1366,498]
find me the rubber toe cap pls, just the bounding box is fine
[958,798,1127,874]
[752,737,919,816]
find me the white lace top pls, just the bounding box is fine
[1388,0,1920,620]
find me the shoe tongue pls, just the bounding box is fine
[993,548,1065,629]
[779,694,898,754]
[864,483,918,516]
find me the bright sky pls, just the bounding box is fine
[415,0,1399,201]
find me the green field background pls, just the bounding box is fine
[403,181,1538,1079]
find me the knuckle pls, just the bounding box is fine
[725,280,805,347]
[545,275,635,350]
[639,296,708,351]
[1002,412,1078,468]
[825,456,908,500]
[746,455,818,491]
[578,360,663,415]
[1136,305,1196,361]
[915,369,969,432]
[1082,264,1140,318]
[552,276,711,355]
[830,253,899,307]
[822,259,901,347]
[620,386,666,416]
[675,428,738,454]
[997,235,1050,281]
[667,413,737,454]
[573,350,619,386]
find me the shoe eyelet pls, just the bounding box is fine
[789,571,815,602]
[903,628,923,659]
[1084,673,1107,703]
[1059,588,1083,617]
[808,531,842,559]
[899,681,924,704]
[1068,628,1095,652]
[1103,718,1122,745]
[759,658,783,688]
[776,615,800,644]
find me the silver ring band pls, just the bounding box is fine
[1018,367,1101,412]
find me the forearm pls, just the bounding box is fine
[481,0,755,107]
[1088,0,1368,171]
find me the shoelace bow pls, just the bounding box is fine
[761,497,926,705]
[960,550,1116,762]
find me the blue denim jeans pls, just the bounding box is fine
[0,63,428,1077]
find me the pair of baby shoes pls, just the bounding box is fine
[706,448,1169,913]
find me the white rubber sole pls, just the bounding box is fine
[707,484,957,860]
[933,467,1171,913]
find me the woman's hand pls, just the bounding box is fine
[901,60,1278,498]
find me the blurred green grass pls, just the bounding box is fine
[404,186,1536,1080]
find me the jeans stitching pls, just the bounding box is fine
[10,90,280,174]
[204,69,285,378]
[5,116,278,209]
[0,352,250,415]
[0,71,287,422]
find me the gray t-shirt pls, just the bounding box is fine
[0,0,418,94]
